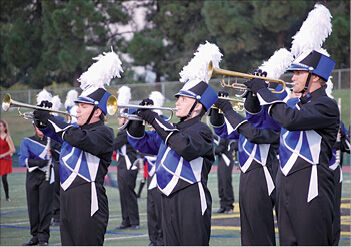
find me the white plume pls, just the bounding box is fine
[149,91,165,107]
[78,47,123,90]
[259,48,294,79]
[117,86,131,105]
[51,95,62,116]
[149,91,165,115]
[291,3,332,57]
[64,89,78,109]
[317,48,334,99]
[179,41,222,83]
[36,89,52,105]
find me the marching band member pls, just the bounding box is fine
[144,91,166,245]
[210,89,281,245]
[126,41,220,245]
[244,49,338,245]
[50,95,63,227]
[213,134,235,214]
[19,90,61,246]
[243,4,339,244]
[114,86,140,230]
[32,49,121,245]
[210,47,293,245]
[325,80,351,245]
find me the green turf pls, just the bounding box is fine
[0,170,350,246]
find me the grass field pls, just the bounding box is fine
[0,169,350,246]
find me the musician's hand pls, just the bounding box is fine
[218,91,229,98]
[243,78,267,94]
[33,109,50,128]
[136,99,157,123]
[139,98,154,106]
[38,100,53,108]
[253,69,267,77]
[215,98,232,113]
[136,109,157,124]
[38,159,50,168]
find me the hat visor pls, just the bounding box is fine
[74,96,95,105]
[287,63,309,71]
[174,90,198,99]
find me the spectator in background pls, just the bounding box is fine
[0,119,16,202]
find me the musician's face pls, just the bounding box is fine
[175,95,197,118]
[292,70,308,93]
[34,126,44,138]
[76,102,101,126]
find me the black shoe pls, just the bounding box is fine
[38,242,48,246]
[216,208,225,213]
[130,225,140,230]
[22,240,38,246]
[114,224,131,230]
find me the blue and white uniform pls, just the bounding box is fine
[329,121,350,245]
[19,134,61,244]
[128,115,214,245]
[114,129,139,227]
[210,96,280,246]
[39,116,114,246]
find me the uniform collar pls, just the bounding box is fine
[300,86,326,104]
[175,115,201,129]
[81,119,104,130]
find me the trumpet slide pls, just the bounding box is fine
[207,61,287,94]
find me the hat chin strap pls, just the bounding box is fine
[299,67,314,94]
[84,104,98,126]
[180,100,198,122]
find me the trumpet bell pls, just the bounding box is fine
[107,95,118,116]
[2,94,11,112]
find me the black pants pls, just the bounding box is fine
[147,187,163,245]
[277,165,334,245]
[161,183,212,246]
[51,162,60,222]
[25,170,53,243]
[117,167,139,226]
[332,167,342,246]
[2,174,9,199]
[217,159,234,210]
[60,182,109,246]
[239,167,276,246]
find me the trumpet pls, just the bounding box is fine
[212,96,245,112]
[2,93,76,121]
[207,61,287,94]
[109,95,177,122]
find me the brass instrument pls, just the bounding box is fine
[2,93,77,121]
[110,95,177,122]
[207,61,287,94]
[212,96,245,112]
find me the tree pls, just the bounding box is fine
[1,0,131,88]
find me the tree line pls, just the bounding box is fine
[0,0,349,89]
